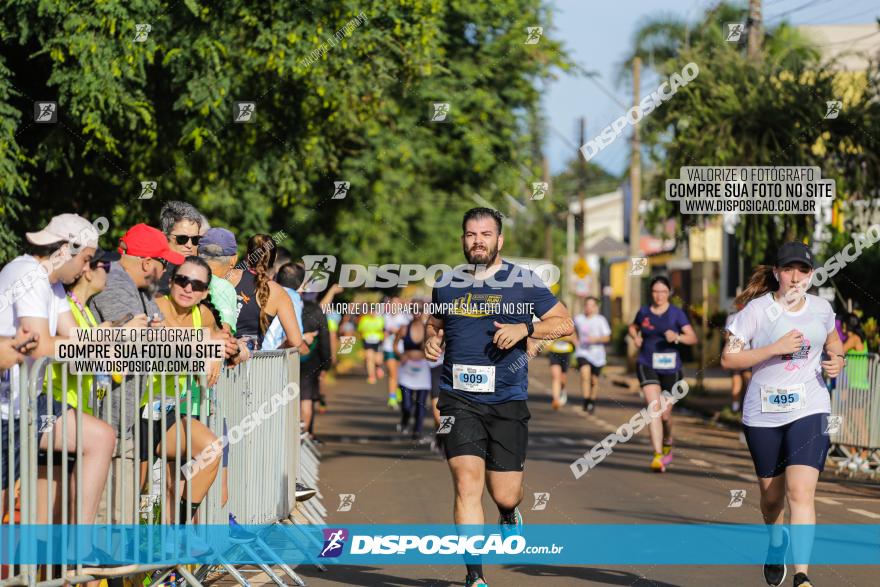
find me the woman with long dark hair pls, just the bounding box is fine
[722,242,844,587]
[627,275,697,472]
[227,234,304,351]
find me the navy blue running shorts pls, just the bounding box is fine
[742,413,831,478]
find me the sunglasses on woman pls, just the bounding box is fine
[171,234,201,246]
[92,261,111,273]
[172,274,209,292]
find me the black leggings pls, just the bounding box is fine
[400,386,430,435]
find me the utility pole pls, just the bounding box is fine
[578,117,590,298]
[626,57,642,363]
[699,216,709,391]
[747,0,763,60]
[543,156,553,262]
[579,117,588,247]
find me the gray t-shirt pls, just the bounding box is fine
[88,262,163,436]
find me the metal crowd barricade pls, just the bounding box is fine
[0,347,326,587]
[829,352,880,456]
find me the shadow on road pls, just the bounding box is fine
[296,565,456,586]
[503,565,682,586]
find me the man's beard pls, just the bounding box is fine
[464,243,498,266]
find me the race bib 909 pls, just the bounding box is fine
[452,364,495,393]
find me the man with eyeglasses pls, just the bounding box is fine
[89,223,184,435]
[156,201,204,295]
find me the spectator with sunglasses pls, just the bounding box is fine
[156,201,204,295]
[150,256,235,523]
[89,224,184,435]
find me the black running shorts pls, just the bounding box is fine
[437,391,530,472]
[548,352,571,372]
[576,357,603,376]
[636,363,683,394]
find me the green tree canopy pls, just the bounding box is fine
[0,0,572,268]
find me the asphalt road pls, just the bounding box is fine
[293,357,880,587]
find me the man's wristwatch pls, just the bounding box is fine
[525,322,535,337]
[674,334,681,344]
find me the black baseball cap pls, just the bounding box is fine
[90,248,121,267]
[776,241,815,269]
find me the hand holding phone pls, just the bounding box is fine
[14,334,38,354]
[111,313,135,327]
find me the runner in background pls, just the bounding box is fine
[722,242,842,587]
[628,276,697,472]
[573,296,611,414]
[725,302,751,414]
[356,308,384,385]
[382,296,410,409]
[428,347,445,454]
[395,299,432,441]
[548,300,576,409]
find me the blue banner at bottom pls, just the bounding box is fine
[1,524,878,565]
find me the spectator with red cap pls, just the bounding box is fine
[88,223,184,433]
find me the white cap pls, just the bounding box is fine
[26,214,99,249]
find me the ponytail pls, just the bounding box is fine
[245,234,278,334]
[734,265,778,308]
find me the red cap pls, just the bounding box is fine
[118,224,185,265]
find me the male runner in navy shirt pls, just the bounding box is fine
[425,208,572,587]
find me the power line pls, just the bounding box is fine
[813,30,880,46]
[766,0,834,24]
[817,6,880,25]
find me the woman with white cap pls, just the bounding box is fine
[0,214,116,525]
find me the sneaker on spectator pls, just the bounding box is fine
[296,482,317,502]
[228,513,256,543]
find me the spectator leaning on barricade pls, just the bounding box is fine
[0,214,115,525]
[151,255,237,524]
[89,224,181,435]
[0,331,38,370]
[156,201,203,295]
[45,248,129,417]
[197,228,242,335]
[227,234,304,352]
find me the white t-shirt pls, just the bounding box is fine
[728,293,834,427]
[398,358,432,390]
[382,313,410,353]
[0,255,71,419]
[574,313,612,367]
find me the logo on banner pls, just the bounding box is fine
[630,257,647,276]
[337,494,356,512]
[525,27,543,44]
[824,100,842,120]
[531,492,550,511]
[530,182,548,201]
[301,255,337,292]
[725,23,744,42]
[332,181,350,200]
[319,528,349,557]
[437,416,455,435]
[728,489,746,508]
[338,336,356,354]
[825,415,842,435]
[35,102,57,123]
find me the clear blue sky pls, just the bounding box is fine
[542,0,880,177]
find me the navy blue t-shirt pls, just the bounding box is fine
[432,261,558,404]
[633,304,691,374]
